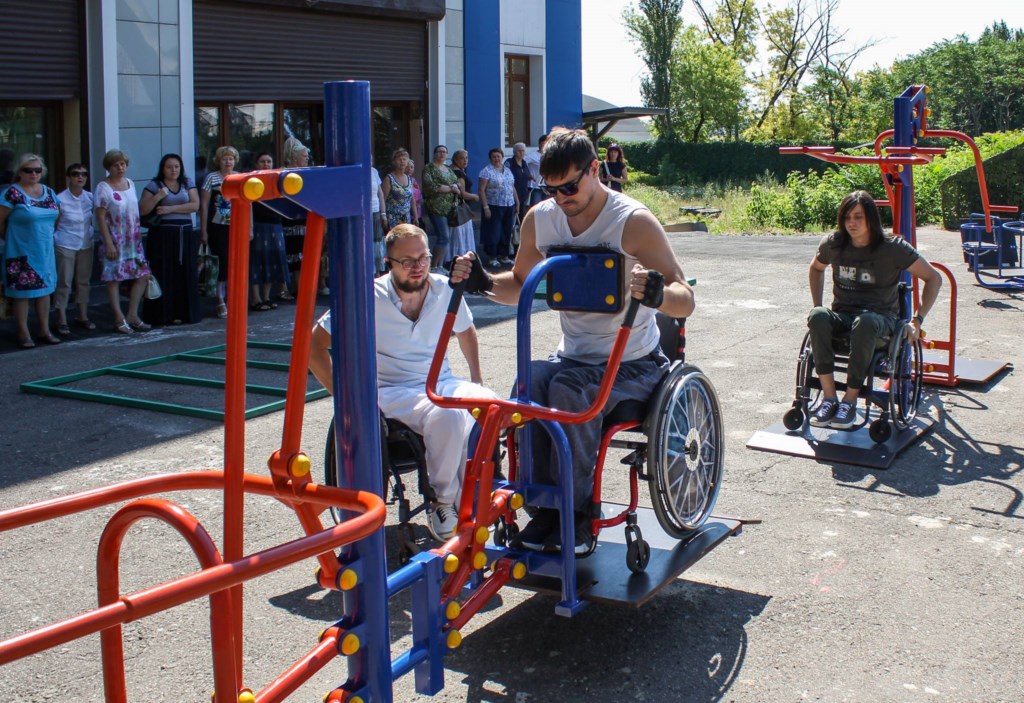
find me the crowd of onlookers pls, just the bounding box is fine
[0,136,628,350]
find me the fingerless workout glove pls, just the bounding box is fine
[640,269,664,308]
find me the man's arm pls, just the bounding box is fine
[809,255,828,308]
[309,325,334,395]
[621,209,694,318]
[455,325,484,384]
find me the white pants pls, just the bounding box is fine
[377,376,498,505]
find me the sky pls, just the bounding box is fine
[581,0,1024,107]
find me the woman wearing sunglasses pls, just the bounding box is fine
[478,147,520,268]
[0,154,62,348]
[53,163,96,334]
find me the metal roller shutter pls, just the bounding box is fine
[194,0,427,103]
[0,0,82,100]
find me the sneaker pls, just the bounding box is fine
[499,257,514,266]
[545,513,596,557]
[427,503,459,541]
[830,401,857,429]
[809,398,839,427]
[509,508,559,551]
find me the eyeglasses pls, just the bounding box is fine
[21,167,43,175]
[70,170,88,178]
[388,254,431,271]
[541,168,587,197]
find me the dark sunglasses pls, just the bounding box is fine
[70,170,88,177]
[541,168,587,197]
[21,167,43,175]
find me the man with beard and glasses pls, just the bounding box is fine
[450,127,695,556]
[309,224,496,541]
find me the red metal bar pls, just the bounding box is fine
[0,476,384,665]
[255,627,341,703]
[96,499,236,703]
[224,189,254,683]
[426,312,636,427]
[874,129,897,207]
[447,560,513,631]
[591,421,641,530]
[918,262,959,387]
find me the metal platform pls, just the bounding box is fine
[512,504,744,608]
[922,349,1009,385]
[746,415,934,469]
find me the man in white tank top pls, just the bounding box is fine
[450,128,695,555]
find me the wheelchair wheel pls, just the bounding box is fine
[790,331,820,422]
[646,364,724,539]
[324,417,392,524]
[782,406,804,430]
[888,332,923,431]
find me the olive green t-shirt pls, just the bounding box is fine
[816,233,920,315]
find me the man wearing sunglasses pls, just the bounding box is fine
[309,223,496,541]
[450,127,695,555]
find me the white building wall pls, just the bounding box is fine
[500,0,546,151]
[444,0,465,152]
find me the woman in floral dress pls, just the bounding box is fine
[0,153,61,348]
[381,148,419,231]
[95,149,151,334]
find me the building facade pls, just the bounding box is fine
[0,0,582,191]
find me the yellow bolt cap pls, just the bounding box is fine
[510,493,524,510]
[341,633,360,656]
[447,629,463,649]
[605,295,615,305]
[444,554,460,573]
[512,562,527,580]
[475,526,489,544]
[350,697,364,703]
[605,258,614,269]
[553,292,563,302]
[291,454,311,477]
[339,568,358,591]
[446,600,462,620]
[243,177,265,201]
[238,691,256,703]
[511,412,522,424]
[282,172,304,195]
[918,129,925,137]
[471,407,481,418]
[472,552,487,570]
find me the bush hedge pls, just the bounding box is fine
[940,142,1024,229]
[609,139,859,185]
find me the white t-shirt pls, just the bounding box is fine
[370,168,382,213]
[317,272,474,388]
[531,190,661,364]
[54,189,95,250]
[525,150,544,188]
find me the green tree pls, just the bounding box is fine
[690,0,760,63]
[624,0,685,140]
[670,26,747,141]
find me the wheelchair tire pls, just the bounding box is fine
[793,331,822,419]
[323,417,392,524]
[783,407,804,431]
[645,364,724,539]
[887,332,923,431]
[869,418,892,444]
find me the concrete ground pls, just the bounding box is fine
[0,227,1022,702]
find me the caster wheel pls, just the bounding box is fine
[624,524,650,574]
[493,520,507,547]
[869,419,892,444]
[783,407,804,430]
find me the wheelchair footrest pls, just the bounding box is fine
[509,504,742,609]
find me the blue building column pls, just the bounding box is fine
[545,0,582,130]
[464,2,501,173]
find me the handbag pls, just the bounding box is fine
[197,243,220,297]
[145,274,162,300]
[141,210,161,230]
[447,198,473,228]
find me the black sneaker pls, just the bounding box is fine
[545,513,596,557]
[809,398,839,427]
[510,508,559,551]
[830,401,857,429]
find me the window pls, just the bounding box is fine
[505,55,530,148]
[0,104,61,189]
[195,102,316,172]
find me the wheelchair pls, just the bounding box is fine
[499,312,725,574]
[782,285,923,444]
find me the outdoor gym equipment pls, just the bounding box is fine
[0,81,743,702]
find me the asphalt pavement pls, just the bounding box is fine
[0,227,1021,703]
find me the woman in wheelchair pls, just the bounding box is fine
[309,224,498,541]
[806,191,942,429]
